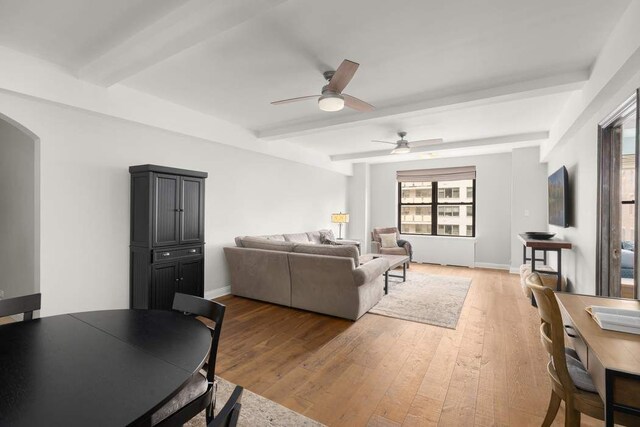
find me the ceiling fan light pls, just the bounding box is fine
[391,141,411,154]
[318,93,344,112]
[391,146,411,154]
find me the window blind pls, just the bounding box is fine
[396,166,476,182]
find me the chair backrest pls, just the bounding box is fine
[173,293,225,383]
[208,386,243,427]
[525,273,576,395]
[0,293,41,321]
[371,227,399,243]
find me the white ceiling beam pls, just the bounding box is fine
[330,131,549,162]
[257,71,587,140]
[78,0,286,87]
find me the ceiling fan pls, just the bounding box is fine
[373,131,443,154]
[271,59,374,112]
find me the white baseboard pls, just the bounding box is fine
[473,262,510,271]
[509,267,521,274]
[204,286,231,300]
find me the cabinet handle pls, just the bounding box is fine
[188,249,197,253]
[161,252,171,257]
[175,278,179,282]
[180,277,184,281]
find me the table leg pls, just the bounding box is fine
[557,249,562,291]
[385,271,389,294]
[523,245,527,264]
[403,262,407,281]
[532,249,536,272]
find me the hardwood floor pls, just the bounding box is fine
[215,263,601,426]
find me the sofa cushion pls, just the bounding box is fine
[234,236,245,247]
[293,243,359,266]
[259,234,286,241]
[379,233,398,248]
[241,236,295,252]
[306,231,323,244]
[319,230,336,244]
[284,232,311,243]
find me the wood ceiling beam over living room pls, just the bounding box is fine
[78,0,287,87]
[330,131,550,162]
[257,71,587,141]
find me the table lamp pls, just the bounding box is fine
[331,212,349,240]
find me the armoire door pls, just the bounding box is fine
[180,177,204,244]
[178,257,204,297]
[153,173,180,247]
[152,262,179,309]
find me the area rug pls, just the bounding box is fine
[369,271,472,329]
[185,376,324,427]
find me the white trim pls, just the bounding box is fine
[473,262,511,270]
[205,286,231,300]
[509,267,521,274]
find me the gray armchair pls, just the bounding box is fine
[371,227,412,260]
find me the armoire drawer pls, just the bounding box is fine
[153,246,203,262]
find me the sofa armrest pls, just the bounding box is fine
[371,241,381,254]
[353,258,389,286]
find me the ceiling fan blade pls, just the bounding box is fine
[408,138,444,147]
[327,60,359,93]
[371,140,397,145]
[343,94,374,112]
[271,95,318,105]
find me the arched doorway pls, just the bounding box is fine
[0,113,40,315]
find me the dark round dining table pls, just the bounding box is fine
[0,309,212,427]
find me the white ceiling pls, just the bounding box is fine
[121,0,627,131]
[0,0,182,70]
[0,0,632,164]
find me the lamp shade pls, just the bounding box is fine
[331,212,349,224]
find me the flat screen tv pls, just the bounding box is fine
[548,166,569,227]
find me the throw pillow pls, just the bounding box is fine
[319,230,336,244]
[379,233,398,248]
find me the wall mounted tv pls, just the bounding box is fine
[548,166,570,227]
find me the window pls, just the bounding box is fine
[398,174,475,237]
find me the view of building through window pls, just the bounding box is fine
[399,179,474,236]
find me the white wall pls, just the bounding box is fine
[368,153,513,268]
[0,92,347,317]
[510,147,548,271]
[346,163,370,246]
[543,2,640,295]
[0,118,36,299]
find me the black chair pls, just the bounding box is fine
[0,293,41,321]
[152,293,226,426]
[209,386,243,427]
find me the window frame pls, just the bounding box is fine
[397,179,476,238]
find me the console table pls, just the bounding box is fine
[518,233,572,291]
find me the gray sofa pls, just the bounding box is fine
[224,231,389,320]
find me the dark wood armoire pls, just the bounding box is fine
[129,164,207,309]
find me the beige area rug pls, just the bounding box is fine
[369,271,472,329]
[185,376,324,427]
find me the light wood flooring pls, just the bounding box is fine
[215,263,601,426]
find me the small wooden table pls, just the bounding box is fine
[555,293,640,426]
[519,233,572,290]
[361,254,410,294]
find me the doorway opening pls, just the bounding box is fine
[597,91,639,298]
[0,114,40,320]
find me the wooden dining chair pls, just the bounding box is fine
[526,273,604,427]
[152,293,226,426]
[208,386,243,427]
[0,293,41,321]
